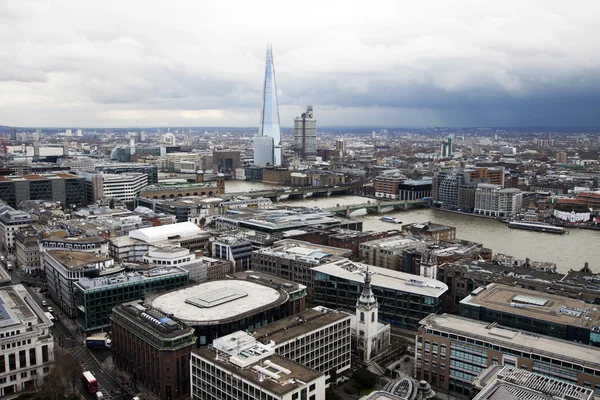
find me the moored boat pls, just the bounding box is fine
[507,221,566,234]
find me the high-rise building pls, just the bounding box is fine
[254,43,282,166]
[293,106,317,161]
[10,128,16,141]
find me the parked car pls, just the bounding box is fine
[42,301,48,307]
[47,306,53,313]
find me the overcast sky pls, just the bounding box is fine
[2,0,600,128]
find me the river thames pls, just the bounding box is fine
[226,181,600,274]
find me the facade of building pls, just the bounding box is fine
[139,176,225,200]
[466,167,505,187]
[148,277,305,346]
[191,333,326,400]
[75,267,189,332]
[44,250,115,318]
[255,43,282,167]
[459,283,600,345]
[0,204,34,253]
[15,229,41,274]
[374,174,406,199]
[212,149,242,174]
[143,246,231,282]
[80,171,148,204]
[110,300,196,400]
[474,184,523,217]
[252,306,352,380]
[211,236,254,272]
[359,236,428,271]
[417,314,600,396]
[0,285,55,397]
[251,239,350,300]
[293,106,317,162]
[0,173,86,208]
[312,260,448,329]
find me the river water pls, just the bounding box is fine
[226,181,600,274]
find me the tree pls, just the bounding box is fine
[326,389,339,400]
[39,348,82,399]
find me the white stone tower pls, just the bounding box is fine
[356,266,379,362]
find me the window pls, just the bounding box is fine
[360,312,364,323]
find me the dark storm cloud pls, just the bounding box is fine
[0,0,599,127]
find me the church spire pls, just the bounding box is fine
[357,266,377,309]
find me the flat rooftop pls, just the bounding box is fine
[312,260,448,298]
[360,236,426,250]
[0,173,80,182]
[421,314,600,369]
[193,347,322,396]
[460,283,600,329]
[149,279,288,326]
[76,267,188,290]
[47,250,112,269]
[253,307,349,345]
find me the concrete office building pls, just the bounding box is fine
[148,276,305,346]
[14,229,41,274]
[0,285,55,397]
[474,184,523,217]
[417,314,600,396]
[253,306,352,379]
[0,204,34,253]
[80,171,148,204]
[74,267,189,332]
[212,149,242,174]
[0,173,87,208]
[254,43,282,166]
[312,260,447,329]
[293,106,317,162]
[110,300,196,400]
[459,283,600,345]
[191,333,326,400]
[251,239,350,300]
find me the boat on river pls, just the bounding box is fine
[381,216,402,224]
[507,221,566,234]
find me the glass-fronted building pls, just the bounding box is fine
[74,267,189,332]
[312,260,447,330]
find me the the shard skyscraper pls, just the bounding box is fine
[254,43,282,166]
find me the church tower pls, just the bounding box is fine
[356,267,379,362]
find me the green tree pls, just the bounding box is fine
[352,367,377,389]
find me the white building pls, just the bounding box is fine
[143,246,231,281]
[191,331,326,400]
[354,267,391,363]
[79,171,148,204]
[474,184,522,217]
[0,285,55,397]
[0,204,34,253]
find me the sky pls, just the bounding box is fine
[1,0,600,128]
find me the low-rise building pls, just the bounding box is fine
[110,300,196,400]
[211,235,254,272]
[0,285,55,397]
[80,171,148,204]
[359,236,429,271]
[143,246,231,282]
[15,229,41,274]
[417,314,600,396]
[191,333,326,400]
[312,260,448,330]
[474,184,523,217]
[40,236,109,256]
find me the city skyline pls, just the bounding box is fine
[1,1,600,128]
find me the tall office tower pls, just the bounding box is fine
[254,43,282,166]
[336,139,346,156]
[293,105,317,161]
[10,128,16,141]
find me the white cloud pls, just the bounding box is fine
[0,0,599,127]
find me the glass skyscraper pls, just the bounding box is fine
[254,43,282,166]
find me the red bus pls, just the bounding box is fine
[82,371,98,394]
